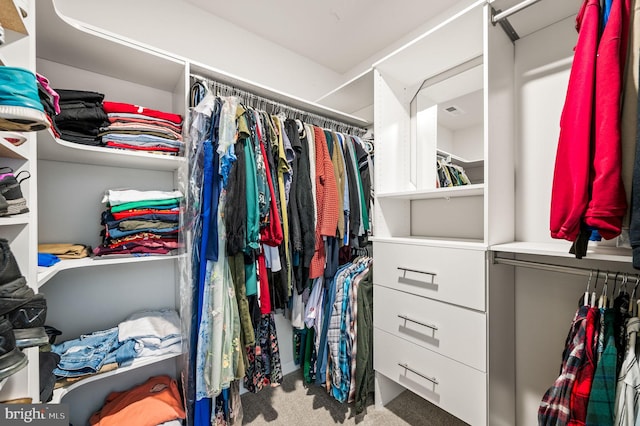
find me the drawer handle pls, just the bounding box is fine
[397,266,437,277]
[397,314,438,331]
[398,363,439,385]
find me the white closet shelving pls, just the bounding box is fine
[0,0,40,404]
[32,1,188,424]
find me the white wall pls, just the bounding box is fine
[514,17,575,243]
[53,0,343,101]
[453,124,483,160]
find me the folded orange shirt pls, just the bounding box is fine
[89,375,185,426]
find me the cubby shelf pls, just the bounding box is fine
[50,352,182,404]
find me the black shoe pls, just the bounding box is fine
[0,171,29,216]
[0,317,27,380]
[0,276,34,316]
[0,238,22,285]
[7,293,46,329]
[7,294,48,349]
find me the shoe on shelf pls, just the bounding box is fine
[0,317,27,381]
[0,276,35,317]
[0,67,50,132]
[0,237,24,285]
[0,171,30,216]
[7,294,49,348]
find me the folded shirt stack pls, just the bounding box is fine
[100,101,184,156]
[51,309,182,379]
[94,189,183,257]
[53,89,110,146]
[117,308,182,358]
[36,73,60,133]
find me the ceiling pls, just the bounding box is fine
[184,0,462,74]
[185,0,579,77]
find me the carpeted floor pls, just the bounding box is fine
[240,370,467,425]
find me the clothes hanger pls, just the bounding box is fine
[584,270,593,306]
[598,272,608,309]
[590,270,600,307]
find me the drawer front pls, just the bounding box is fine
[374,285,486,371]
[374,328,486,426]
[373,241,486,310]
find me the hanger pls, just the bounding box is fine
[590,270,600,307]
[598,272,609,309]
[584,270,593,306]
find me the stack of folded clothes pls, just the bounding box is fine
[53,89,109,146]
[35,73,60,133]
[100,101,183,155]
[94,189,183,257]
[51,308,182,381]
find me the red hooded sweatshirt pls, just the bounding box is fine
[550,0,600,242]
[583,0,630,239]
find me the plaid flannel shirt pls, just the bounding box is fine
[539,306,590,425]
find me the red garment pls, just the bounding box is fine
[105,141,180,153]
[550,0,601,241]
[568,307,600,425]
[103,101,183,125]
[258,121,283,246]
[108,116,183,133]
[583,0,630,239]
[89,375,185,426]
[257,252,272,314]
[309,126,340,279]
[111,208,180,220]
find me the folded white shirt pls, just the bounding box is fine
[118,308,181,343]
[102,189,184,206]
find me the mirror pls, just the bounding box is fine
[410,58,485,190]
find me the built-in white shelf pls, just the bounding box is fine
[377,183,484,200]
[37,130,185,171]
[0,138,29,160]
[0,0,28,46]
[315,68,374,125]
[490,241,633,263]
[37,254,181,288]
[0,214,29,226]
[50,352,182,404]
[437,149,483,169]
[36,0,185,92]
[371,235,486,250]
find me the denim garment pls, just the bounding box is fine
[52,327,138,377]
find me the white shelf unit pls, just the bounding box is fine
[371,1,519,424]
[0,0,40,404]
[32,1,188,424]
[373,1,514,247]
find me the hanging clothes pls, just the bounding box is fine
[550,0,601,243]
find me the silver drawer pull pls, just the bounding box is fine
[397,266,436,277]
[398,363,439,385]
[397,314,438,331]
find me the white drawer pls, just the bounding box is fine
[373,241,486,310]
[374,285,486,371]
[374,328,486,426]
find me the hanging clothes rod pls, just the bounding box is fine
[191,74,368,137]
[492,0,544,24]
[493,255,637,281]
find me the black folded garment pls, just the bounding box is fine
[59,130,103,146]
[55,88,105,103]
[55,105,108,125]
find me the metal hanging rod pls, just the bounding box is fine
[492,0,544,24]
[190,75,368,137]
[493,255,637,281]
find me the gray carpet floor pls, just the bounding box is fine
[240,370,467,425]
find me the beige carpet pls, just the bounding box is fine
[240,370,467,425]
